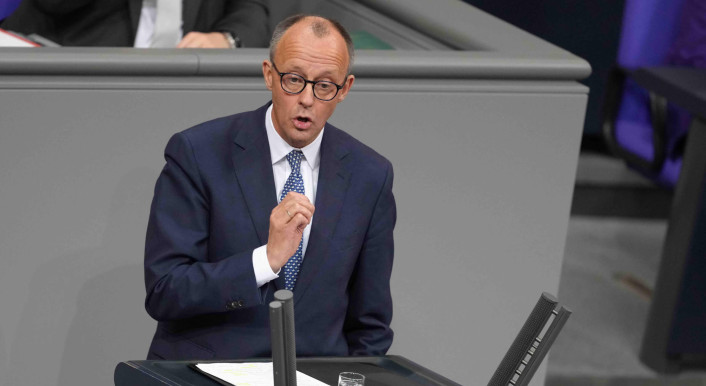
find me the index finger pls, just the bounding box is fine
[281,192,314,211]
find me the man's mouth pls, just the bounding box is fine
[293,116,312,129]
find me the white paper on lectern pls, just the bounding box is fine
[195,362,327,386]
[0,29,38,47]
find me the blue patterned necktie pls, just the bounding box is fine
[279,150,305,290]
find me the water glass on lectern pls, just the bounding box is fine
[338,372,365,386]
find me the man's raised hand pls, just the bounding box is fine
[266,192,315,272]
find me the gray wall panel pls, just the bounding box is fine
[0,78,586,385]
[337,85,586,384]
[0,88,269,386]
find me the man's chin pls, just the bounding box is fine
[286,125,322,147]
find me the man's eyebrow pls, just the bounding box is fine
[284,65,338,80]
[318,70,337,78]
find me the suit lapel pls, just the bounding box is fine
[230,106,277,248]
[293,126,351,305]
[128,0,142,36]
[182,0,202,34]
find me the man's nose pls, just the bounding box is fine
[297,83,316,106]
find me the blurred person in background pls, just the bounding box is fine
[0,0,269,48]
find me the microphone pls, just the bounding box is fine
[269,301,287,386]
[270,289,297,386]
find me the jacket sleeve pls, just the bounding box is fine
[34,0,93,15]
[144,132,265,321]
[344,161,396,355]
[213,0,270,48]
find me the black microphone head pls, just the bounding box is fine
[274,289,294,302]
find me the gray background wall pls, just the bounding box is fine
[0,73,586,385]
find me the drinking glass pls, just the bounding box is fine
[338,371,365,386]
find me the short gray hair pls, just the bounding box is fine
[269,14,355,75]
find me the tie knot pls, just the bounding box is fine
[286,150,304,173]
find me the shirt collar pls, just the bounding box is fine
[265,104,323,171]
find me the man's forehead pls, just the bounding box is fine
[275,27,348,70]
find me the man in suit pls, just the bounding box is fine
[0,0,268,47]
[143,14,395,360]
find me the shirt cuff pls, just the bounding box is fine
[253,245,279,287]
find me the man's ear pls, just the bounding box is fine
[262,60,274,91]
[336,74,355,103]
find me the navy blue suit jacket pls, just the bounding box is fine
[144,103,395,360]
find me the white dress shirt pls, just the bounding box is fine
[252,104,324,287]
[134,0,184,48]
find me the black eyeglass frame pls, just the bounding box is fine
[271,62,346,102]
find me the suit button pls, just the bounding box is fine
[237,300,245,307]
[227,301,238,310]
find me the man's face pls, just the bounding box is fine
[262,20,354,148]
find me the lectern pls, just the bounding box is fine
[114,356,462,386]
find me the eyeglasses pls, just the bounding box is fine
[271,62,345,102]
